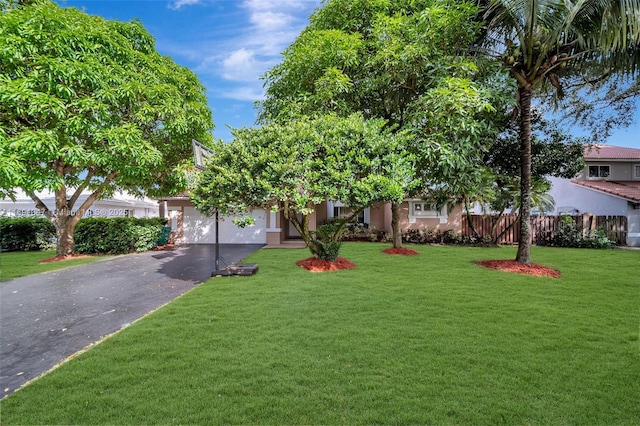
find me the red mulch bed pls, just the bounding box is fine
[382,247,419,256]
[296,257,357,272]
[475,259,561,278]
[38,254,92,264]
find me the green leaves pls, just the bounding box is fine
[192,113,413,223]
[0,0,214,200]
[0,0,213,255]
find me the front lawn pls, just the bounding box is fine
[1,244,638,424]
[0,250,107,281]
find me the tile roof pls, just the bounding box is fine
[572,180,640,202]
[584,145,640,160]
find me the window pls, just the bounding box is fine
[327,201,369,225]
[333,206,365,224]
[411,202,443,217]
[588,165,610,179]
[409,201,447,224]
[634,164,640,179]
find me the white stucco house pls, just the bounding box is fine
[547,145,640,247]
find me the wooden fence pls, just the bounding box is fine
[462,214,628,245]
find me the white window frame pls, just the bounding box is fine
[409,201,447,224]
[326,201,370,225]
[634,164,640,179]
[587,164,611,179]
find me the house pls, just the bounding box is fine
[547,144,640,247]
[157,196,464,245]
[0,190,159,219]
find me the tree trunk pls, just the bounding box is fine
[516,86,532,264]
[55,214,77,257]
[283,201,324,258]
[464,199,481,239]
[51,185,88,257]
[391,202,402,248]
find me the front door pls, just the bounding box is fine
[287,213,303,239]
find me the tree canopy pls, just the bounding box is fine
[258,0,509,248]
[476,0,640,263]
[191,113,415,261]
[0,0,214,255]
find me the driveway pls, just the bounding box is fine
[0,244,262,399]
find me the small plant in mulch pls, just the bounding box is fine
[475,260,561,278]
[296,257,356,272]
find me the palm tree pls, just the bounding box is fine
[477,0,640,263]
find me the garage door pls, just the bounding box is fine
[183,207,266,244]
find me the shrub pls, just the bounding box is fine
[401,227,488,246]
[74,217,167,254]
[0,217,56,251]
[539,215,613,249]
[342,223,387,242]
[311,218,346,261]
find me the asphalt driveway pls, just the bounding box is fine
[0,244,262,399]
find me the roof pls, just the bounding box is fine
[155,191,190,201]
[584,145,640,160]
[572,180,640,202]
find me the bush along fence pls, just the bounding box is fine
[462,214,627,247]
[0,217,56,252]
[74,217,168,254]
[0,216,169,253]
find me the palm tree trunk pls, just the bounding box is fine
[516,86,533,264]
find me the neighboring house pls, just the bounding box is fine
[157,196,464,245]
[0,190,159,219]
[547,144,640,247]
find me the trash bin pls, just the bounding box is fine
[157,226,172,246]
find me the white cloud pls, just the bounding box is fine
[222,48,259,82]
[249,11,294,31]
[241,0,314,55]
[168,0,201,10]
[219,85,266,102]
[182,0,321,101]
[242,0,308,12]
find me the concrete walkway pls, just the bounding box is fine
[0,244,262,399]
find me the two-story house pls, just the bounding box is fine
[547,145,640,247]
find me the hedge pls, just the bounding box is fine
[0,217,56,252]
[74,217,168,254]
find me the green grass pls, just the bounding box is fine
[1,244,638,424]
[0,250,109,281]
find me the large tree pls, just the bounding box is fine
[191,113,415,261]
[477,0,640,263]
[0,1,214,256]
[480,110,585,242]
[554,72,639,144]
[423,109,585,244]
[258,0,506,248]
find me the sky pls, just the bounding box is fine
[57,0,639,149]
[58,0,323,143]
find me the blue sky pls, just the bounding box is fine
[58,0,323,143]
[58,0,639,149]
